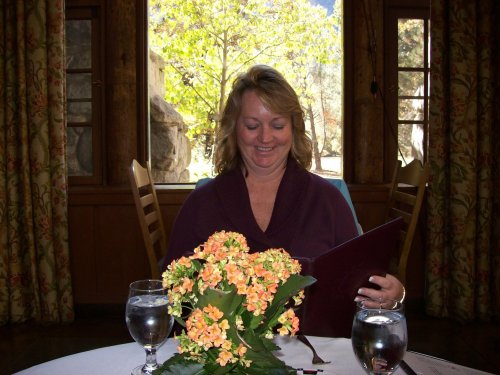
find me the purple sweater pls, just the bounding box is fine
[162,158,358,269]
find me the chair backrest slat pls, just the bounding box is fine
[149,228,163,245]
[389,207,412,224]
[140,193,155,208]
[144,211,158,227]
[393,190,416,206]
[129,159,167,279]
[386,159,429,284]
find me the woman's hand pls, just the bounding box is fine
[354,274,405,303]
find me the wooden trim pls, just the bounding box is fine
[68,186,190,206]
[136,0,148,163]
[342,0,354,183]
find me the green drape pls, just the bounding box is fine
[427,0,500,321]
[0,0,73,324]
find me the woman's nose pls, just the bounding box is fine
[258,125,272,143]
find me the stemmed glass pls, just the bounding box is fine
[351,298,408,375]
[126,279,174,375]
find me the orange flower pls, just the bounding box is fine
[267,282,278,294]
[199,263,222,287]
[237,343,247,357]
[253,263,267,277]
[203,304,223,321]
[277,326,289,336]
[162,231,309,369]
[219,319,229,330]
[177,257,192,268]
[216,350,234,366]
[291,315,300,335]
[180,277,194,293]
[222,340,232,351]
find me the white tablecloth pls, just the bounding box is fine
[14,335,493,375]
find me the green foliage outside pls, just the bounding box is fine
[397,18,427,163]
[149,0,343,178]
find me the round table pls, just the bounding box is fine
[13,335,493,375]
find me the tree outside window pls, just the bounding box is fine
[148,0,344,183]
[397,18,429,164]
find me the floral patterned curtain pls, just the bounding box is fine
[427,0,500,321]
[0,0,73,324]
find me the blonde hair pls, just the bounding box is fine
[214,64,312,174]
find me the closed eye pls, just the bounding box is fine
[244,123,259,130]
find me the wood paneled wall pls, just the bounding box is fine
[69,185,425,305]
[68,0,426,307]
[69,187,190,304]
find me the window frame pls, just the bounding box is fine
[66,3,105,185]
[143,0,349,185]
[383,1,430,181]
[341,0,354,183]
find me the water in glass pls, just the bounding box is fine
[126,279,173,375]
[351,299,407,375]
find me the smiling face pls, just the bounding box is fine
[236,90,293,176]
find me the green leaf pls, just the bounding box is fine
[174,315,186,328]
[258,275,316,333]
[241,309,261,330]
[203,361,237,374]
[195,286,244,317]
[153,343,297,374]
[242,330,275,352]
[153,353,205,375]
[239,331,296,374]
[249,313,264,330]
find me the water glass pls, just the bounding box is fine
[125,279,173,375]
[351,298,407,375]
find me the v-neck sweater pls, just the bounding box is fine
[162,158,358,269]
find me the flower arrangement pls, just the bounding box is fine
[154,231,316,375]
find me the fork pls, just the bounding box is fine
[297,334,331,364]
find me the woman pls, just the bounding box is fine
[163,64,405,304]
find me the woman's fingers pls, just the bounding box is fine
[355,273,404,302]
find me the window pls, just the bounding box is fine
[147,0,344,183]
[384,2,430,179]
[65,5,104,185]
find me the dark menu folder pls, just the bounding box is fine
[294,216,404,338]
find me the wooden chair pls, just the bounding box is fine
[129,159,167,279]
[386,159,429,284]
